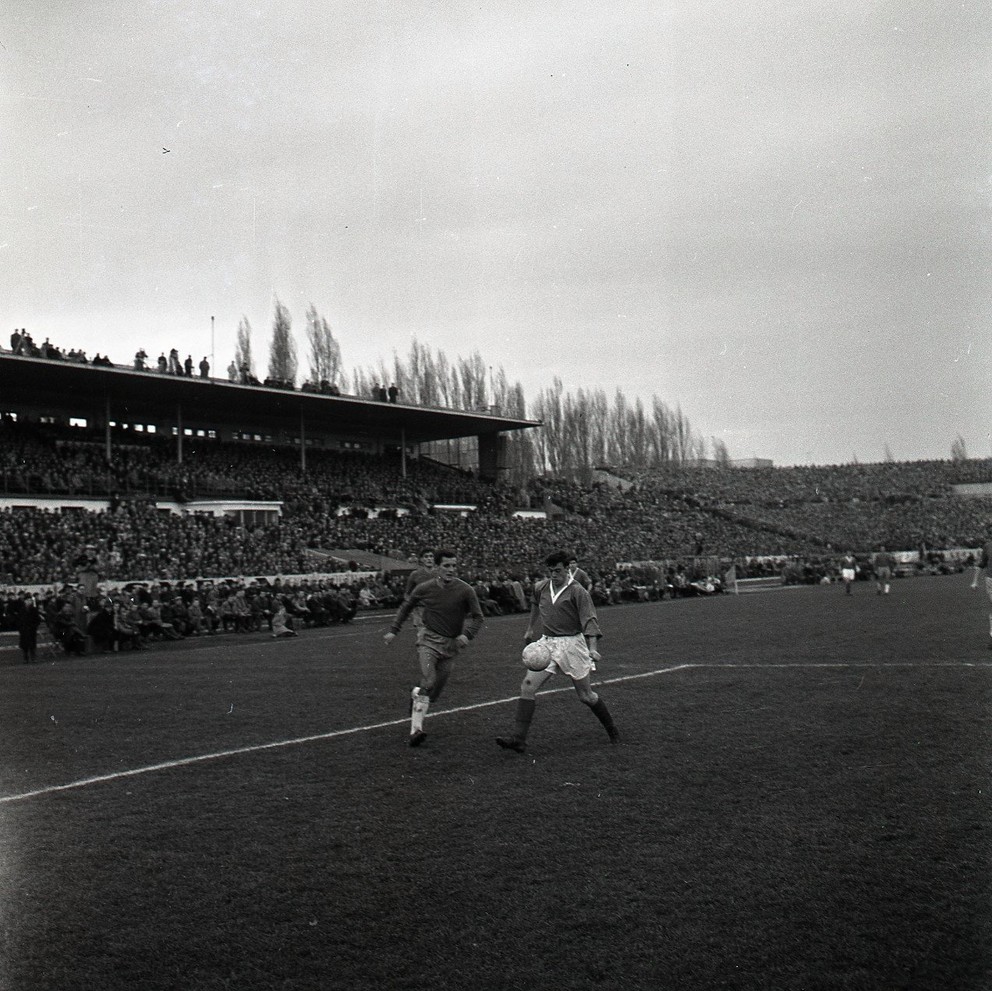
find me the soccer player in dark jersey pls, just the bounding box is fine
[496,550,618,753]
[872,545,896,595]
[405,548,439,631]
[406,548,439,598]
[384,549,485,746]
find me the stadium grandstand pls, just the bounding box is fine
[2,344,992,656]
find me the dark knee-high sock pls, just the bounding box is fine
[513,698,536,740]
[588,697,615,732]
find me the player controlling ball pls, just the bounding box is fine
[496,550,619,753]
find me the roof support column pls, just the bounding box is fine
[300,411,306,472]
[105,395,111,462]
[176,403,183,465]
[401,427,406,478]
[477,432,501,482]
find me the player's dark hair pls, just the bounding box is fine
[545,550,570,568]
[419,548,434,558]
[434,548,457,565]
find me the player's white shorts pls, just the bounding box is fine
[985,577,992,605]
[841,568,856,582]
[536,634,595,681]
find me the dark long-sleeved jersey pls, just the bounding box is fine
[405,566,438,597]
[391,578,484,640]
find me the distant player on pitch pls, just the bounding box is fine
[839,552,859,595]
[404,547,439,631]
[872,545,896,595]
[384,549,484,746]
[981,537,992,649]
[496,550,619,753]
[567,555,592,590]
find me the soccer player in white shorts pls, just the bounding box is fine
[840,552,858,595]
[496,550,618,753]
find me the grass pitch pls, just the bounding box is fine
[1,576,990,990]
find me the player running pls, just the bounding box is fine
[384,549,484,746]
[496,550,619,753]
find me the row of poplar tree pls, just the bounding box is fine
[235,299,727,484]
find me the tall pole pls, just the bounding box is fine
[210,315,215,381]
[300,410,306,473]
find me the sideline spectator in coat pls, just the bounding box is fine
[17,593,41,663]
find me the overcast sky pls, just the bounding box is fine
[2,1,990,466]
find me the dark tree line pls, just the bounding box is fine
[234,300,721,485]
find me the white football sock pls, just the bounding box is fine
[411,690,430,733]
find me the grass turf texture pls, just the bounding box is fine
[1,576,990,991]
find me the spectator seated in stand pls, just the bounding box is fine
[138,600,183,640]
[112,598,146,650]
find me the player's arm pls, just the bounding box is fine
[576,586,603,660]
[383,591,419,643]
[524,580,545,641]
[458,585,485,647]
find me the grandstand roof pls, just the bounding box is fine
[0,354,539,443]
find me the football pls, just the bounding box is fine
[521,639,552,671]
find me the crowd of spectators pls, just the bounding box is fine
[8,334,397,406]
[613,461,992,558]
[2,418,991,662]
[0,419,512,509]
[9,329,113,367]
[1,575,376,660]
[625,460,992,507]
[5,336,508,419]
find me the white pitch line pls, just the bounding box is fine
[0,664,692,805]
[1,660,986,805]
